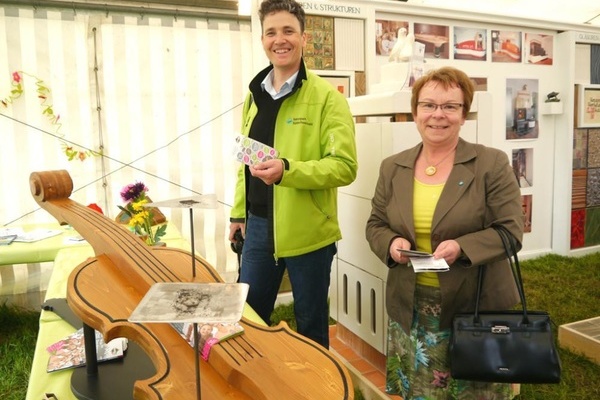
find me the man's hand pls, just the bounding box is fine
[229,222,245,242]
[249,159,284,185]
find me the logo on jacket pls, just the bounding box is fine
[286,117,313,126]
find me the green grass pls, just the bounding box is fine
[517,253,600,400]
[0,303,39,399]
[1,252,599,399]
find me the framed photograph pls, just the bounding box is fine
[576,84,600,128]
[316,70,355,98]
[375,19,409,57]
[505,78,539,140]
[453,27,487,61]
[491,30,522,63]
[512,148,533,188]
[524,33,553,65]
[414,23,450,59]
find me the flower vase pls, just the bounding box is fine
[136,233,150,245]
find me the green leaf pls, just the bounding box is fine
[153,224,168,242]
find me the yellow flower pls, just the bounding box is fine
[131,199,148,212]
[128,212,148,229]
[119,181,167,246]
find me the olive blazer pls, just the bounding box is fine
[366,138,524,333]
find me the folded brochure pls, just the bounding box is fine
[46,328,128,372]
[399,249,450,272]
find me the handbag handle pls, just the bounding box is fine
[474,225,530,324]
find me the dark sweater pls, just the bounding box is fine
[246,88,284,218]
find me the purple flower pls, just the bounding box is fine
[120,182,148,202]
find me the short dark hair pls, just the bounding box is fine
[411,66,475,118]
[259,0,306,32]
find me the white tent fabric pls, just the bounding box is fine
[0,4,252,280]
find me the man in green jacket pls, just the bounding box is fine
[229,0,357,348]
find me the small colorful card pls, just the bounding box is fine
[234,135,279,166]
[46,328,128,372]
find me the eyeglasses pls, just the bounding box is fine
[417,102,464,114]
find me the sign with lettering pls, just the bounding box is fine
[299,1,366,18]
[577,84,600,127]
[576,32,600,44]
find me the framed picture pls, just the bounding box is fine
[453,27,487,61]
[491,30,522,63]
[305,15,335,70]
[505,78,539,140]
[375,19,409,57]
[576,84,600,128]
[316,70,354,98]
[414,23,450,59]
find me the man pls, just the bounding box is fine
[229,0,358,349]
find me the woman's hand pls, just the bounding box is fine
[389,237,411,264]
[433,239,461,265]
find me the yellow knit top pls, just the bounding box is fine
[413,178,445,287]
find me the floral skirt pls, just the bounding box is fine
[386,284,513,400]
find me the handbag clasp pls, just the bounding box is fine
[491,325,511,334]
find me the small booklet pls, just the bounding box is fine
[399,249,433,258]
[233,134,279,166]
[46,328,128,372]
[171,321,245,361]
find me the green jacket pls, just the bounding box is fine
[231,63,358,258]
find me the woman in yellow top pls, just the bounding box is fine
[366,66,523,399]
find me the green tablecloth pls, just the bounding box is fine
[25,232,263,400]
[0,223,88,266]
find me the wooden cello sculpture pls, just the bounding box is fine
[30,170,354,400]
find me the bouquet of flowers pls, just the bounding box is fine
[118,182,167,246]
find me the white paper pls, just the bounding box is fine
[409,256,450,273]
[129,282,249,324]
[12,229,63,243]
[0,227,24,237]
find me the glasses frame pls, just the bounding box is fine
[417,102,464,114]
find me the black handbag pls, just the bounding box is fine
[449,225,561,383]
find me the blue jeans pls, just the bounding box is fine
[239,213,335,348]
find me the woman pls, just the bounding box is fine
[365,66,523,399]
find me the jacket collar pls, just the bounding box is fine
[249,59,308,97]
